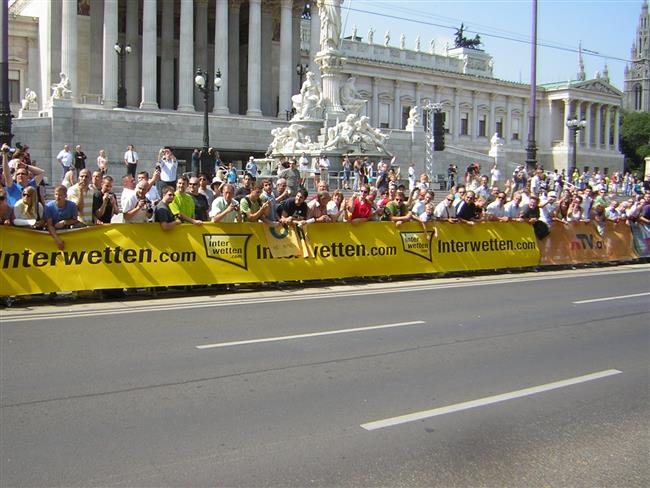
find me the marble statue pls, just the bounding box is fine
[21,88,38,110]
[51,72,72,99]
[405,106,420,130]
[430,39,435,54]
[325,114,358,150]
[291,71,323,120]
[340,77,366,115]
[351,25,357,40]
[317,0,343,52]
[356,116,392,156]
[368,27,374,44]
[490,132,503,149]
[415,36,421,52]
[384,30,391,47]
[268,124,314,155]
[400,33,406,50]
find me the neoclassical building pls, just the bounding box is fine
[8,0,623,182]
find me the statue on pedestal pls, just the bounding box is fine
[268,124,314,155]
[291,71,323,120]
[405,106,420,131]
[51,72,72,99]
[400,33,406,50]
[368,27,375,44]
[384,30,391,47]
[21,88,38,111]
[340,77,366,115]
[317,0,343,53]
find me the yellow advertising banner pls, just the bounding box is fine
[539,221,638,265]
[0,221,539,296]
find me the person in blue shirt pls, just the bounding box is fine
[44,185,81,250]
[2,143,45,206]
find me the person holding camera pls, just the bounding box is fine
[122,180,154,223]
[2,143,45,206]
[209,183,241,223]
[92,175,119,224]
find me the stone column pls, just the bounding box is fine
[26,37,39,104]
[505,96,512,144]
[393,81,401,129]
[452,88,459,141]
[292,4,301,95]
[160,0,175,110]
[88,0,104,96]
[614,109,620,152]
[260,2,273,116]
[415,82,423,108]
[228,0,240,114]
[140,0,158,109]
[278,0,293,117]
[125,0,139,107]
[177,0,195,112]
[246,0,263,116]
[102,0,118,108]
[38,0,52,109]
[471,91,477,141]
[604,105,611,150]
[563,99,571,146]
[593,103,600,147]
[194,0,208,109]
[371,77,379,127]
[213,0,229,114]
[309,5,321,79]
[61,0,78,99]
[489,94,495,137]
[585,102,592,148]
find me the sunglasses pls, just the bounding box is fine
[22,192,31,197]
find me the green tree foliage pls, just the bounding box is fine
[620,111,650,171]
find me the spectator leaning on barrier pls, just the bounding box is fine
[188,176,210,222]
[327,190,347,222]
[521,195,550,240]
[210,183,241,223]
[155,185,182,230]
[67,169,95,225]
[455,190,480,224]
[382,190,414,227]
[240,183,271,223]
[170,176,202,225]
[504,191,524,221]
[434,193,457,222]
[93,175,119,224]
[235,172,255,199]
[122,180,154,223]
[259,179,278,222]
[348,186,373,224]
[13,185,44,228]
[307,191,332,223]
[485,191,509,221]
[45,185,82,250]
[280,188,309,225]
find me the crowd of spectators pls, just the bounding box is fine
[2,141,650,250]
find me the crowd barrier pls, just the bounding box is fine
[0,220,643,297]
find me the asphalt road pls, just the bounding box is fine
[1,265,649,487]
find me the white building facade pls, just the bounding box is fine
[8,0,623,182]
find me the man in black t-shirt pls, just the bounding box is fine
[280,188,308,225]
[155,185,181,230]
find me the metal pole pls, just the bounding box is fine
[571,128,577,170]
[117,49,126,108]
[525,0,538,170]
[0,0,13,146]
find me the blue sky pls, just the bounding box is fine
[341,0,643,90]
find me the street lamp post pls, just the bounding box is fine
[566,116,587,172]
[296,63,308,88]
[114,43,131,108]
[194,67,222,175]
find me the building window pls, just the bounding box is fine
[634,84,643,111]
[512,118,520,140]
[496,119,503,138]
[9,70,20,104]
[379,102,390,128]
[460,113,469,135]
[478,115,487,137]
[401,106,411,129]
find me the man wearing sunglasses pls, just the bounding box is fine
[2,143,45,206]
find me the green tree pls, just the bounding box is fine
[620,111,650,172]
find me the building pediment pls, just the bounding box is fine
[572,79,623,96]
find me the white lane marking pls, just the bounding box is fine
[361,369,622,431]
[572,292,650,304]
[3,267,648,323]
[196,320,426,350]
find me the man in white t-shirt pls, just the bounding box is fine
[485,191,508,221]
[57,144,73,174]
